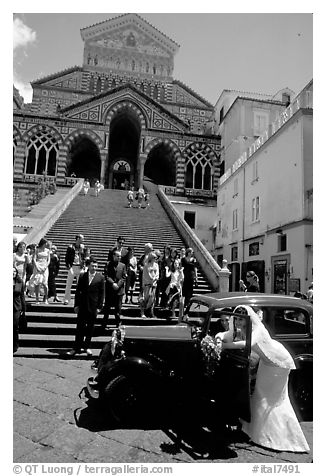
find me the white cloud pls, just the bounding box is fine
[13,17,36,51]
[13,76,33,103]
[13,18,36,103]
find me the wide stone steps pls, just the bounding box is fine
[17,184,212,358]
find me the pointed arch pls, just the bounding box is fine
[63,128,104,150]
[104,100,148,130]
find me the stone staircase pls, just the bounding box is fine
[15,183,213,358]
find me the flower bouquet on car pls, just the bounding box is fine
[200,335,222,374]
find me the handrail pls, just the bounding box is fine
[25,179,84,245]
[157,186,225,291]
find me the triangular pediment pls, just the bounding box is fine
[81,13,179,59]
[62,83,188,133]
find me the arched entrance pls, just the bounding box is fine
[112,159,131,190]
[67,137,101,185]
[107,111,140,188]
[144,143,176,186]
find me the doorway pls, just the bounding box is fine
[66,137,101,185]
[107,110,140,188]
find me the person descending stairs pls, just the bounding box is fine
[17,181,213,358]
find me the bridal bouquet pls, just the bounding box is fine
[110,326,126,358]
[200,335,222,363]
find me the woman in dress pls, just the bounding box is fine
[13,241,31,283]
[32,238,51,304]
[139,252,159,318]
[165,258,184,318]
[83,178,90,196]
[219,305,310,453]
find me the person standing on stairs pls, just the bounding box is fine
[107,236,128,263]
[47,244,61,303]
[137,242,154,295]
[139,251,159,318]
[102,250,127,329]
[63,234,90,305]
[181,247,198,309]
[82,178,90,196]
[66,257,105,357]
[123,247,138,304]
[127,189,134,208]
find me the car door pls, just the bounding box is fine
[215,310,252,423]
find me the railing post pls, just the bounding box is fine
[217,259,231,292]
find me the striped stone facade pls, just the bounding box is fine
[13,14,221,195]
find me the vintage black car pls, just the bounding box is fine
[87,292,312,425]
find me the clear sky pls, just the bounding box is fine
[13,11,313,106]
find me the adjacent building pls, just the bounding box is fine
[214,80,313,295]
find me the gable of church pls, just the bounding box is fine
[81,14,179,77]
[62,85,187,133]
[33,67,84,91]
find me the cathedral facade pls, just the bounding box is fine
[13,14,221,195]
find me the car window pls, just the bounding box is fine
[185,301,209,327]
[209,309,233,335]
[271,308,309,335]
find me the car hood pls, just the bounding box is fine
[123,324,193,341]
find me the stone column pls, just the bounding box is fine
[56,143,68,185]
[13,142,26,181]
[100,150,107,186]
[138,154,146,189]
[218,259,231,293]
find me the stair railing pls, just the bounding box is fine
[157,186,231,292]
[25,179,84,245]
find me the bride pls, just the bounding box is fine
[217,304,310,453]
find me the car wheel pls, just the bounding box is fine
[289,370,312,421]
[102,375,143,425]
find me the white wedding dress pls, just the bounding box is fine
[232,306,310,453]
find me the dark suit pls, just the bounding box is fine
[73,270,105,350]
[13,277,25,353]
[103,260,127,326]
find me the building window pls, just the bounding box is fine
[218,220,222,233]
[24,131,59,176]
[252,161,258,182]
[278,234,287,252]
[219,107,224,124]
[249,242,260,256]
[184,211,196,229]
[231,246,238,261]
[252,197,260,222]
[282,93,291,106]
[253,111,269,137]
[185,146,214,190]
[217,254,223,267]
[233,177,238,197]
[232,209,238,230]
[96,77,102,94]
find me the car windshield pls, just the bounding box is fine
[184,301,209,328]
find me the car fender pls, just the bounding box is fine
[293,353,313,372]
[97,354,165,388]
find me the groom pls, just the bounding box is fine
[66,257,104,357]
